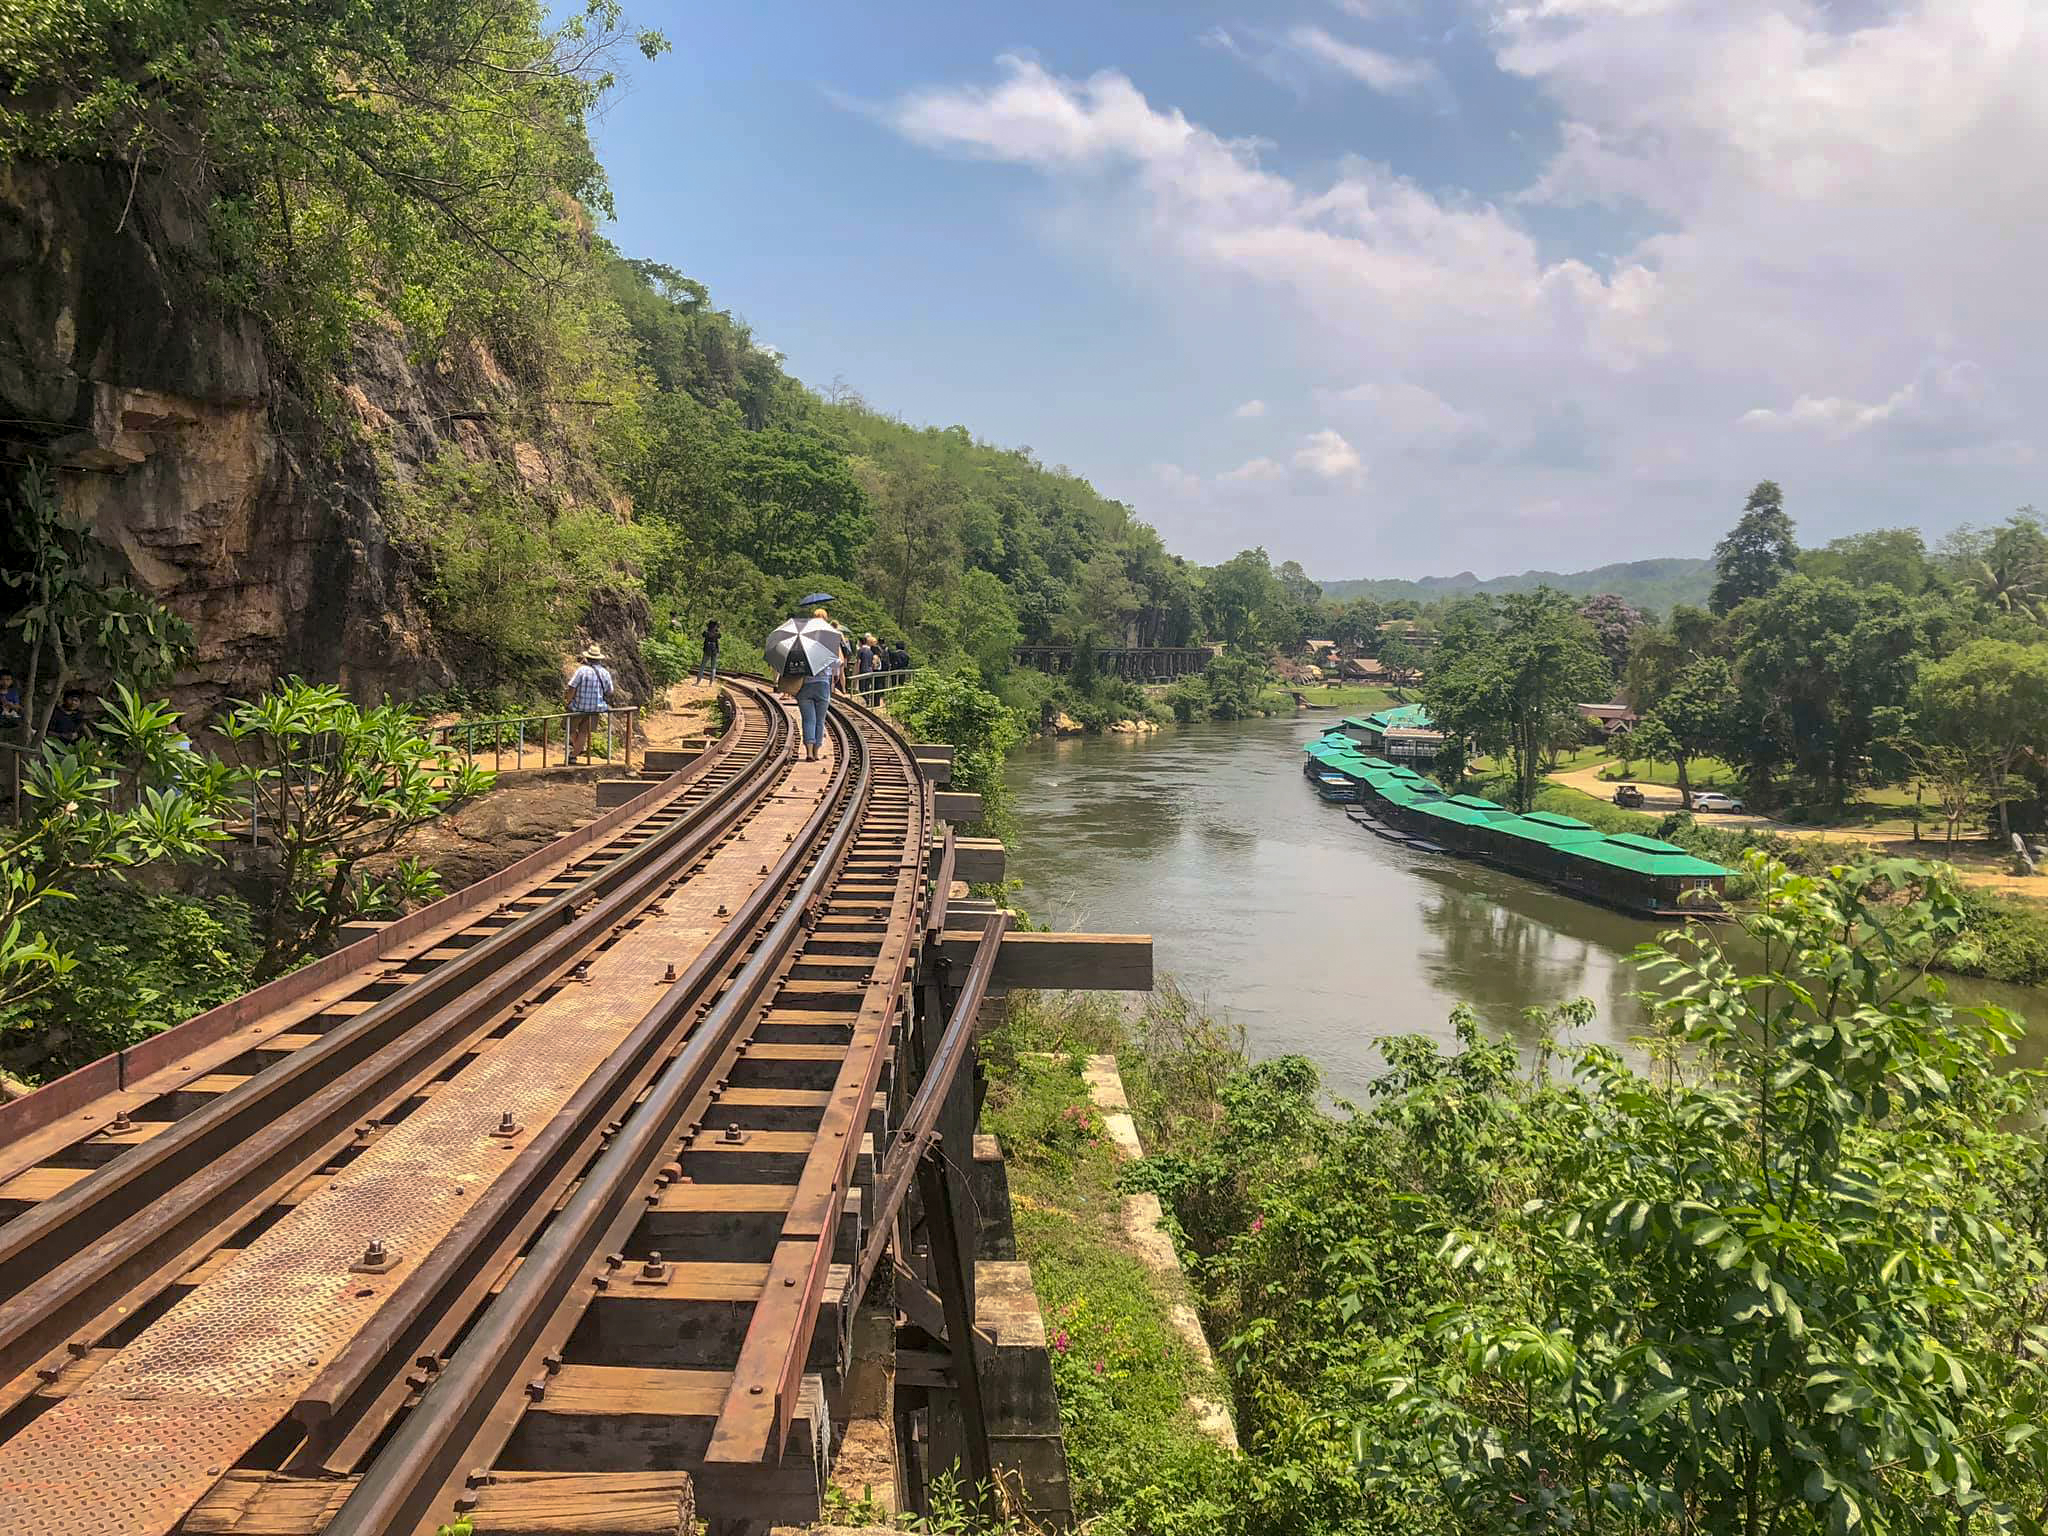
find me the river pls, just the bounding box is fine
[1003,714,2046,1102]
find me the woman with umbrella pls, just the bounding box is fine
[765,596,846,762]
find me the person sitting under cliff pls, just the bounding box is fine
[46,689,90,746]
[563,645,616,763]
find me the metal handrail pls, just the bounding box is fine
[431,707,638,773]
[851,667,915,700]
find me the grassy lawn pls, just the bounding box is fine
[980,1034,1229,1520]
[1470,744,1611,778]
[1594,754,1747,791]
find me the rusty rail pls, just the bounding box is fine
[0,693,740,1149]
[0,685,792,1390]
[855,913,1008,1304]
[325,705,876,1536]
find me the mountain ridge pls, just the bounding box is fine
[1318,557,1713,612]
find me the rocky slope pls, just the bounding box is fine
[0,161,643,717]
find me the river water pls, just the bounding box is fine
[1003,714,2046,1102]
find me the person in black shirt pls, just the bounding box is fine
[46,689,90,745]
[887,640,911,675]
[694,619,721,683]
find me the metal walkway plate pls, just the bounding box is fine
[0,745,836,1536]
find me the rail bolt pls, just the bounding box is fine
[495,1110,522,1137]
[572,960,592,983]
[717,904,729,917]
[349,1238,400,1274]
[639,1252,669,1282]
[106,1109,134,1136]
[760,864,769,875]
[721,1122,746,1144]
[663,962,679,983]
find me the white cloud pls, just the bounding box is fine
[1295,428,1366,483]
[881,56,1659,372]
[1283,25,1441,96]
[1219,456,1288,485]
[1153,461,1205,496]
[1233,398,1268,418]
[875,7,2048,569]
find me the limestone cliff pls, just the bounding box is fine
[0,161,644,717]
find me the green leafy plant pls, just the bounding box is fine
[220,680,493,977]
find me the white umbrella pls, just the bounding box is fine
[765,616,842,679]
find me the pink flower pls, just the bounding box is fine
[1093,1360,1105,1375]
[1251,1215,1265,1234]
[1053,1330,1069,1354]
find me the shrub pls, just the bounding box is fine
[0,880,258,1076]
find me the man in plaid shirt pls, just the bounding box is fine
[563,643,615,763]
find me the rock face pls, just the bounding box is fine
[0,161,642,717]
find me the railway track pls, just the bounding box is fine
[0,678,1000,1536]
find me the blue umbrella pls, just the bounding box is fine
[796,591,837,609]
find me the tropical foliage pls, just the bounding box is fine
[1108,856,2048,1535]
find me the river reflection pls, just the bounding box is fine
[1003,714,2045,1102]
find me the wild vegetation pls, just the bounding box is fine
[985,857,2048,1535]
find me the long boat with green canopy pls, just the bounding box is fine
[1298,727,1728,916]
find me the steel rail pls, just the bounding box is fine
[325,707,876,1536]
[703,699,932,1466]
[288,703,830,1465]
[853,912,1009,1306]
[0,686,743,1154]
[0,683,794,1391]
[925,824,957,942]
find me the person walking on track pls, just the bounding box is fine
[694,619,721,683]
[795,609,842,762]
[564,643,615,763]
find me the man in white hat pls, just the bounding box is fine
[564,643,616,763]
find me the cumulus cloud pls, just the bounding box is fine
[1295,429,1366,483]
[1153,462,1205,496]
[1739,361,2029,463]
[876,5,2048,568]
[1219,456,1288,485]
[1233,398,1268,418]
[881,55,1660,372]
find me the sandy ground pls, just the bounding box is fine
[1551,760,2048,897]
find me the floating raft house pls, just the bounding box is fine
[1301,730,1728,917]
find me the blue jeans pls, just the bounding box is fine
[694,649,718,682]
[796,677,831,748]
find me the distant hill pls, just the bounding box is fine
[1318,557,1714,613]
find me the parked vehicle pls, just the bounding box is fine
[1611,783,1645,808]
[1691,791,1746,813]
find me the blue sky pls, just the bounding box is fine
[588,1,2046,576]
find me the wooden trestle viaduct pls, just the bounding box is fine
[0,678,1148,1535]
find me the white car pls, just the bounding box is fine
[1690,791,1746,813]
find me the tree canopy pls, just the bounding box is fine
[1423,590,1610,812]
[1710,480,1799,614]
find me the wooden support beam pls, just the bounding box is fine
[911,744,956,766]
[936,930,1153,992]
[596,778,652,810]
[934,791,982,822]
[916,756,952,784]
[928,837,1003,884]
[187,1470,696,1536]
[643,746,705,773]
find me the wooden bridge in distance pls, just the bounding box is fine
[1011,645,1213,681]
